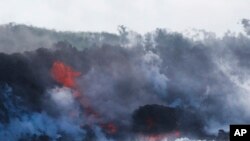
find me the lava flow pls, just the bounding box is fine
[51,61,81,88]
[51,60,92,109]
[50,60,118,135]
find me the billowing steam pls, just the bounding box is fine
[1,21,250,141]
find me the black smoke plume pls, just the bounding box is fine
[1,22,250,140]
[132,104,177,134]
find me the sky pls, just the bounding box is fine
[0,0,250,35]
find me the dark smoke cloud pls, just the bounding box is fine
[132,104,177,134]
[0,23,250,141]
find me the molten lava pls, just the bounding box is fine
[50,60,119,136]
[51,61,81,88]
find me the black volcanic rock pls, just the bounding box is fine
[132,104,178,134]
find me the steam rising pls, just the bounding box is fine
[1,21,250,140]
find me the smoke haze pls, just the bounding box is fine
[1,20,250,140]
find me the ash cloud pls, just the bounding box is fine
[0,23,250,141]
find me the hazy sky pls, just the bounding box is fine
[0,0,249,35]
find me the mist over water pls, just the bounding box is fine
[0,20,250,140]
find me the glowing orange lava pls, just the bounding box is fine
[50,60,119,135]
[51,61,81,88]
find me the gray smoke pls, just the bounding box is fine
[1,21,250,140]
[0,85,85,141]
